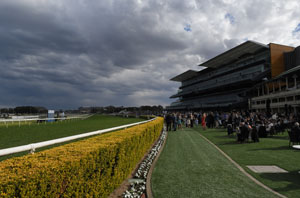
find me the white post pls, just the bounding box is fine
[293,75,297,88]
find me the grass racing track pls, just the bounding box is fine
[151,127,281,198]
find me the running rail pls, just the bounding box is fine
[0,114,92,123]
[0,117,156,157]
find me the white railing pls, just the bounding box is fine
[0,114,93,127]
[0,114,92,123]
[0,118,156,157]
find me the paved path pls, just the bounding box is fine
[151,128,279,198]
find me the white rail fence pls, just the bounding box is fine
[0,114,93,127]
[0,117,156,157]
[0,114,92,123]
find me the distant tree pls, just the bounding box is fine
[105,106,116,113]
[8,108,14,114]
[0,108,8,114]
[14,106,40,114]
[140,106,152,111]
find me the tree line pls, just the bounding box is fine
[80,105,164,114]
[0,105,164,115]
[0,106,48,114]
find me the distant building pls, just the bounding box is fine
[167,41,299,113]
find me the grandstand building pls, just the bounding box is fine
[167,41,298,112]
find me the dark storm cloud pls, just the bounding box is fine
[0,0,300,109]
[0,1,86,60]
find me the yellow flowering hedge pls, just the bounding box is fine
[0,117,163,198]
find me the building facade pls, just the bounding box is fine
[251,46,300,114]
[168,41,298,112]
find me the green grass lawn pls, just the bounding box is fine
[0,115,143,150]
[151,127,278,198]
[195,127,300,198]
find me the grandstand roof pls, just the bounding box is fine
[170,70,198,82]
[199,40,269,68]
[274,65,300,80]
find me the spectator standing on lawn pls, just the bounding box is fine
[214,111,220,128]
[195,116,199,126]
[237,122,249,143]
[198,113,202,126]
[166,113,172,131]
[206,112,214,128]
[172,113,177,131]
[292,122,300,140]
[202,113,207,130]
[182,114,187,128]
[187,115,191,128]
[190,113,194,128]
[177,113,182,130]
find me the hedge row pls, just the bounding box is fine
[0,117,164,197]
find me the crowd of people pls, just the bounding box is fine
[164,110,300,143]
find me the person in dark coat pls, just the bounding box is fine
[206,112,214,128]
[165,113,172,131]
[292,122,300,141]
[172,113,177,131]
[251,125,259,142]
[258,124,267,138]
[237,122,248,143]
[227,124,233,136]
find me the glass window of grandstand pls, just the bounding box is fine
[287,78,294,89]
[296,95,300,100]
[256,101,261,105]
[274,83,280,93]
[281,80,286,90]
[279,107,285,113]
[261,100,265,104]
[287,96,294,101]
[269,83,275,93]
[257,87,263,97]
[279,97,285,102]
[272,98,278,103]
[297,78,300,88]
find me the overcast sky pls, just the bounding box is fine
[1,0,300,109]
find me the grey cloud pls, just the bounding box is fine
[0,4,86,58]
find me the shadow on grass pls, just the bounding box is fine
[248,145,293,151]
[268,136,289,140]
[212,134,236,139]
[217,141,240,145]
[259,171,300,193]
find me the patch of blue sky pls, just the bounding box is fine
[184,24,192,32]
[225,13,235,24]
[293,23,300,33]
[243,37,248,42]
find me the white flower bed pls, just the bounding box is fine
[123,129,167,198]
